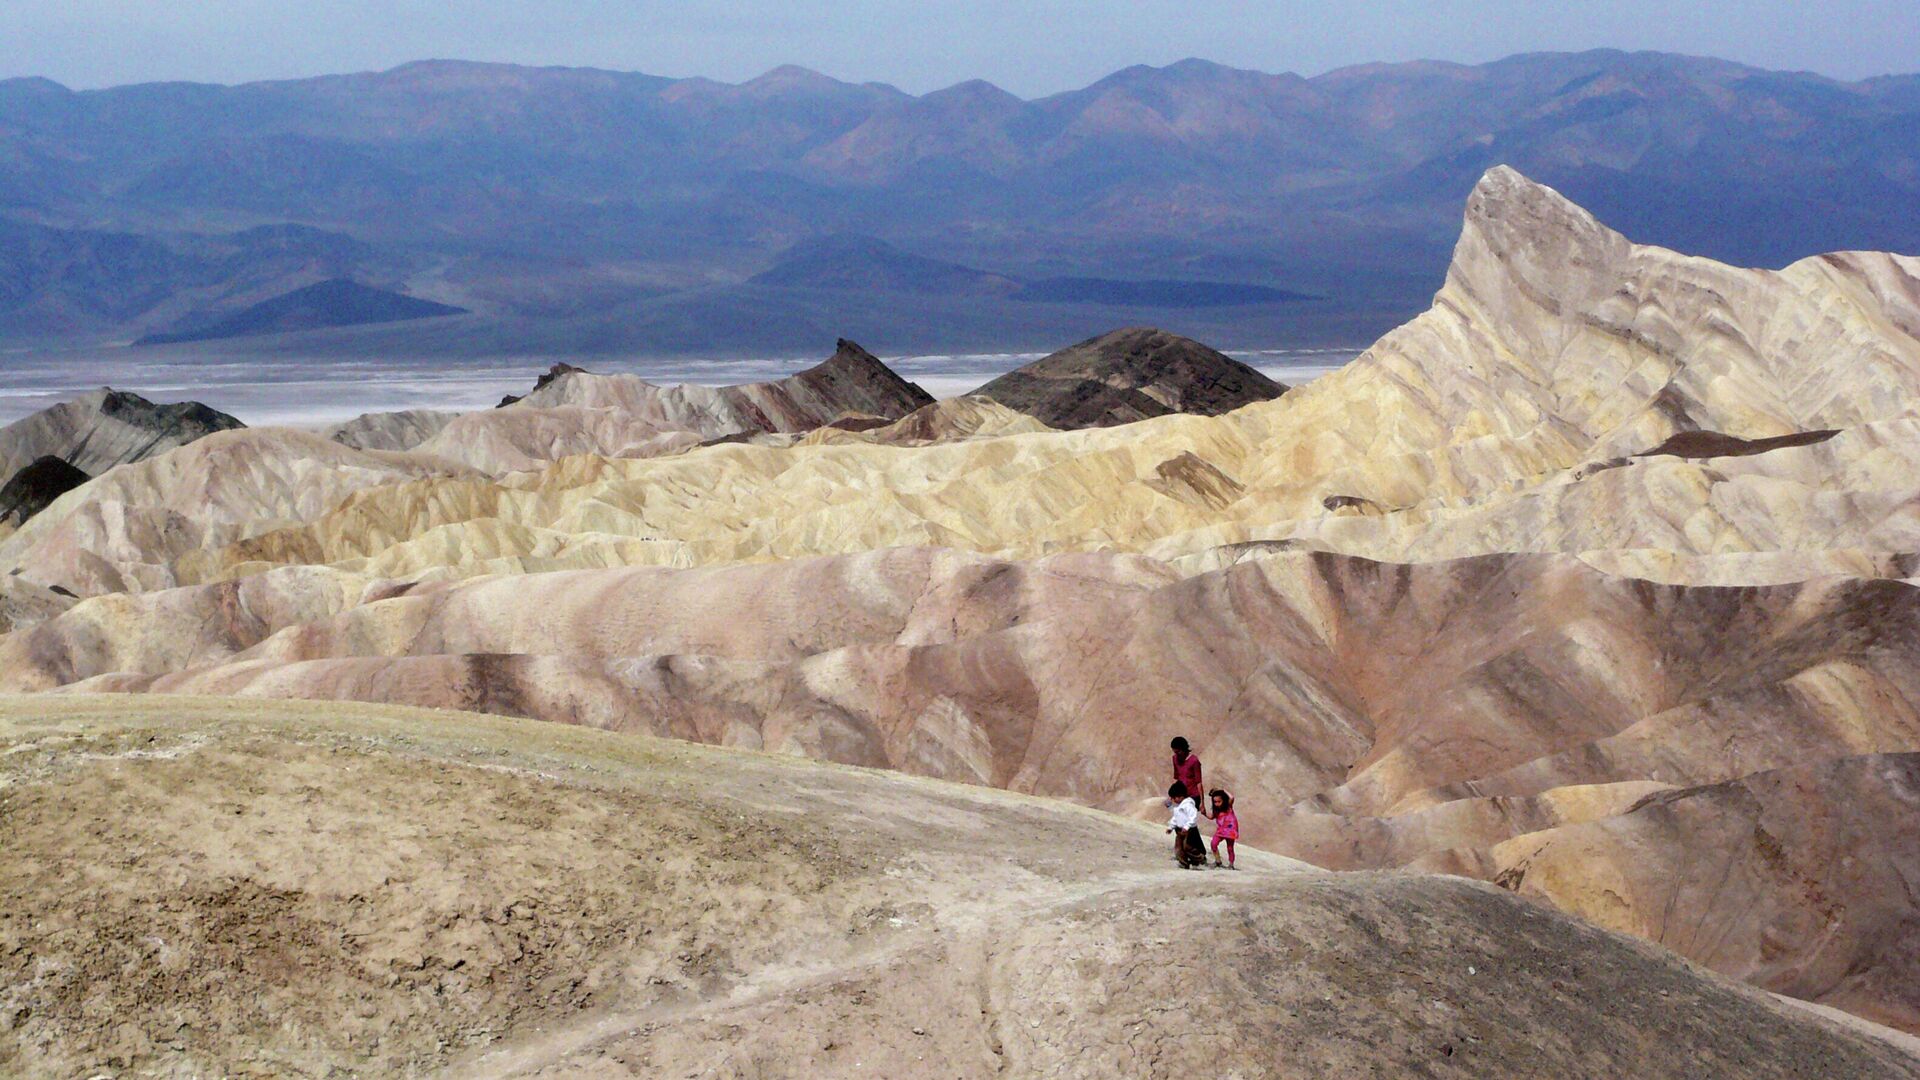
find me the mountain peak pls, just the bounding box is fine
[922,78,1022,108]
[0,75,71,97]
[1469,164,1586,209]
[742,64,847,94]
[757,63,829,81]
[786,339,934,415]
[732,64,906,102]
[828,337,885,368]
[1465,165,1594,231]
[974,326,1284,429]
[1464,166,1615,242]
[1162,57,1232,77]
[1451,167,1627,291]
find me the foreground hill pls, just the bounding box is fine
[973,326,1287,428]
[2,695,1913,1078]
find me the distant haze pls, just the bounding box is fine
[3,47,1917,361]
[4,1,1918,94]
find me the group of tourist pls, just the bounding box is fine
[1165,736,1237,870]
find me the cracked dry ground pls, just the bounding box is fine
[2,695,1916,1078]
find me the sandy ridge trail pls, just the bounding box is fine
[455,864,1208,1077]
[3,696,1918,1078]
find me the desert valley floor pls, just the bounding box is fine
[4,168,1920,1076]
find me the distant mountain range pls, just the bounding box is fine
[1,49,1916,356]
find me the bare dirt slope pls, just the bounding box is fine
[1,695,1914,1079]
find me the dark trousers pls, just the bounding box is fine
[1177,826,1207,867]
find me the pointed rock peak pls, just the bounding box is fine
[1462,166,1616,248]
[818,338,894,377]
[66,387,160,411]
[799,340,934,409]
[98,388,150,409]
[539,361,590,382]
[1470,166,1583,213]
[1447,166,1632,295]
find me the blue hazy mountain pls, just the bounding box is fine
[134,279,466,345]
[1,50,1915,354]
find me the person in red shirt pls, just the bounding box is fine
[1171,737,1207,820]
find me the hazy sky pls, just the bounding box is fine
[5,1,1917,95]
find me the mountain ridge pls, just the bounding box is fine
[4,49,1916,354]
[11,47,1895,103]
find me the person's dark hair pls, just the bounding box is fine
[1210,788,1233,811]
[1168,781,1188,800]
[1171,736,1189,753]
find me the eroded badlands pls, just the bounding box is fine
[4,168,1920,1067]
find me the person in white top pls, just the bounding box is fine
[1165,782,1205,869]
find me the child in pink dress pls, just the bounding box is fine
[1209,789,1239,869]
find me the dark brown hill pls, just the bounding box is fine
[0,455,88,525]
[973,326,1285,428]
